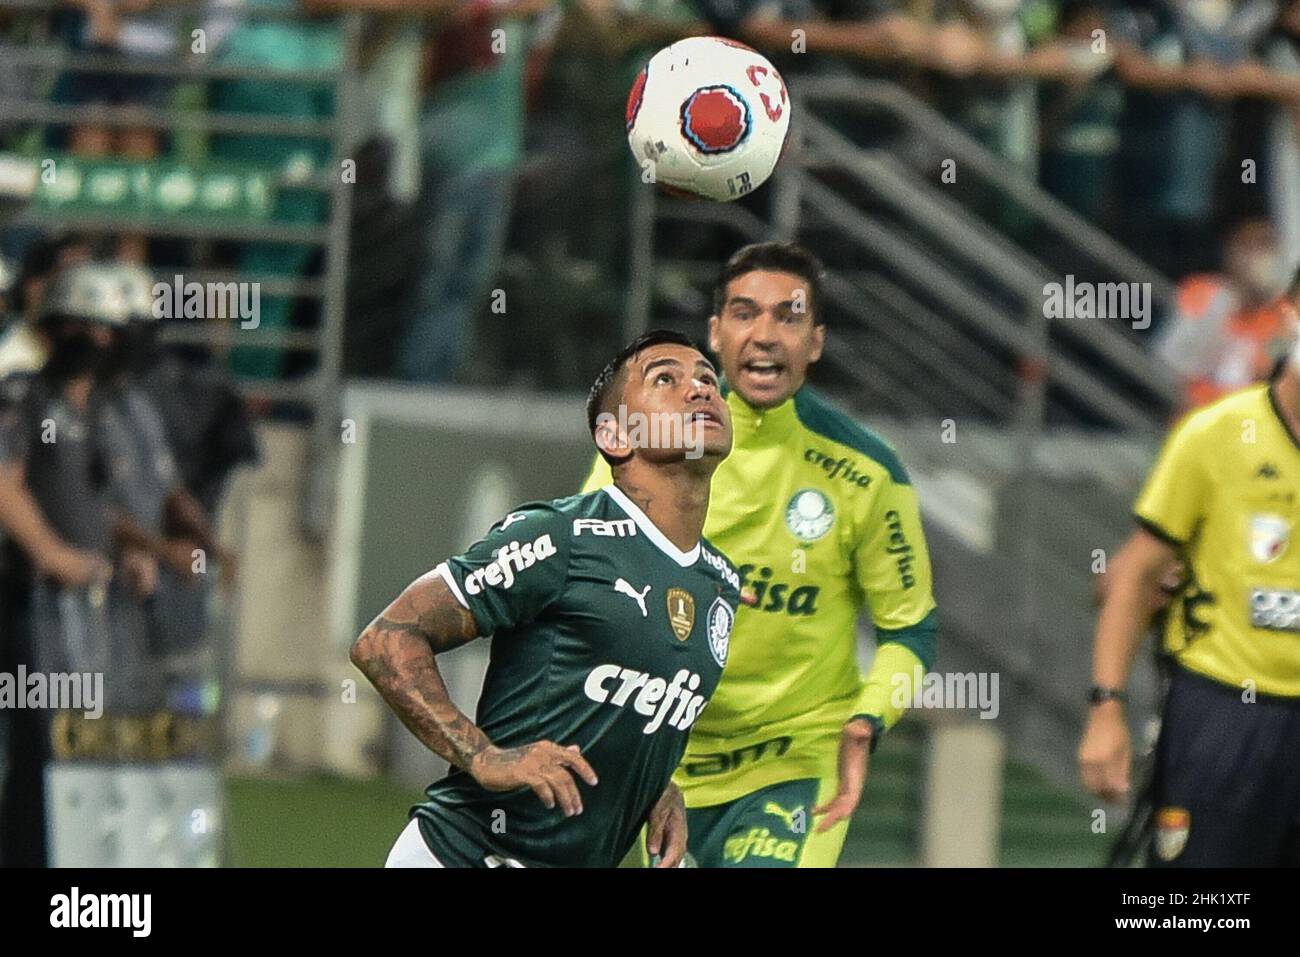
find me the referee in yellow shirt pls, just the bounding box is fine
[1079,266,1300,866]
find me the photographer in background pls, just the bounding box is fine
[1156,217,1294,413]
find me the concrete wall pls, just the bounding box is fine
[221,423,351,775]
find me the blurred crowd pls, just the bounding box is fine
[549,0,1300,408]
[1,0,1298,867]
[3,1,1300,402]
[0,237,257,866]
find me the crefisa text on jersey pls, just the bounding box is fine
[699,545,741,590]
[583,665,709,734]
[465,533,558,594]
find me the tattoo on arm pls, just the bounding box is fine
[350,571,490,770]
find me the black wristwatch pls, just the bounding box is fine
[1087,686,1127,706]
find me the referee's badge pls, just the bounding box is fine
[1249,514,1290,564]
[1155,807,1190,862]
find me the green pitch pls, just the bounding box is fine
[224,725,1105,866]
[225,775,416,868]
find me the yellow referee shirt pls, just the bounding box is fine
[1135,382,1300,697]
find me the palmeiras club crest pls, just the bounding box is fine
[707,597,734,667]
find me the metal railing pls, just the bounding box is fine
[0,1,364,534]
[798,76,1175,297]
[626,73,1181,432]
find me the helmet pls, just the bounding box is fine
[39,261,155,327]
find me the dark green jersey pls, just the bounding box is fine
[413,485,742,867]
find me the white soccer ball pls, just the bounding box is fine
[626,36,793,203]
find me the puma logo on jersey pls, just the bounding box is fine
[614,578,650,617]
[763,802,806,834]
[583,665,708,734]
[462,534,558,596]
[574,518,636,537]
[499,512,528,530]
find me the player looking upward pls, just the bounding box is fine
[1079,266,1300,866]
[354,331,742,867]
[584,243,939,867]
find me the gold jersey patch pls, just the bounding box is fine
[666,587,695,640]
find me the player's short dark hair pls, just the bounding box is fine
[586,329,707,465]
[712,242,827,324]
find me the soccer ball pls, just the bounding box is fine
[626,36,792,202]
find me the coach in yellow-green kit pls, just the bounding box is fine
[583,243,939,867]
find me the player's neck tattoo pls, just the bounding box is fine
[619,481,654,517]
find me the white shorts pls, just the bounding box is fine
[384,819,445,868]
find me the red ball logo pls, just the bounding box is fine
[680,86,751,155]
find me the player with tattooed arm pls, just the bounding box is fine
[352,331,742,868]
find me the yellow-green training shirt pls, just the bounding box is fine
[582,385,939,806]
